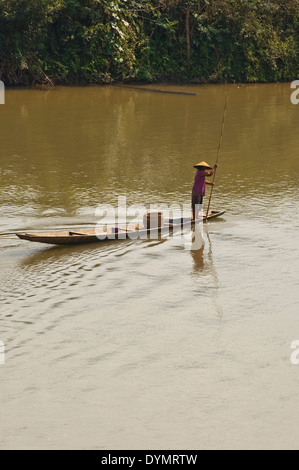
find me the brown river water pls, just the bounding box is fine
[0,83,299,449]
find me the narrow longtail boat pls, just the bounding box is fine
[16,210,225,246]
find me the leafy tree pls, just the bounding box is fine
[0,0,298,85]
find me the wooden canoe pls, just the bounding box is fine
[16,210,225,246]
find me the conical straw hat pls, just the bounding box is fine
[194,161,213,170]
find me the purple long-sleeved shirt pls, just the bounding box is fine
[192,170,206,196]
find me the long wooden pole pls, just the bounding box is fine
[205,95,229,221]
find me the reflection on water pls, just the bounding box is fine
[1,83,299,450]
[191,242,205,272]
[190,229,223,318]
[18,237,134,269]
[1,83,298,224]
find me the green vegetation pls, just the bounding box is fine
[0,0,298,85]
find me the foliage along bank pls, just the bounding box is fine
[0,0,298,86]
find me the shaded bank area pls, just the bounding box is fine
[0,0,298,87]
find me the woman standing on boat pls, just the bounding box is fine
[192,161,218,220]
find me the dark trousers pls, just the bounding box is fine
[192,191,203,219]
